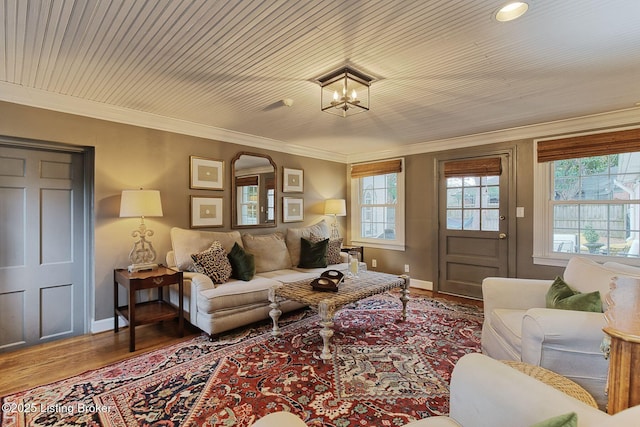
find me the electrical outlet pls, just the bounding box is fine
[371,259,377,268]
[404,264,410,273]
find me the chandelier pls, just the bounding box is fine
[317,66,373,117]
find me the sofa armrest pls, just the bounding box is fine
[482,277,552,319]
[447,353,609,427]
[521,308,607,364]
[184,272,214,292]
[175,272,214,325]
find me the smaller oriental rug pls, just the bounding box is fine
[1,294,483,427]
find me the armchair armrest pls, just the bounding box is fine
[521,308,607,365]
[446,353,609,427]
[482,277,552,318]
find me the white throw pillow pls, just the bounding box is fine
[170,227,243,271]
[242,232,292,273]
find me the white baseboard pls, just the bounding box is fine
[408,278,433,291]
[91,317,126,334]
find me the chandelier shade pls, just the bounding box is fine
[318,66,373,118]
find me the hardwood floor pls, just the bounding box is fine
[0,322,201,396]
[0,289,481,397]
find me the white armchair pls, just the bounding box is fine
[482,256,640,410]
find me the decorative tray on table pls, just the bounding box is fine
[310,270,345,292]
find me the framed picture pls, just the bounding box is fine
[190,196,223,228]
[283,197,304,223]
[190,156,224,190]
[283,167,303,192]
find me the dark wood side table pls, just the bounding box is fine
[114,266,183,352]
[341,245,364,262]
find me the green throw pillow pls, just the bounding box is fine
[298,237,329,268]
[545,276,602,313]
[529,412,578,427]
[227,242,255,281]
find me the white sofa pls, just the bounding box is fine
[165,221,354,338]
[251,353,640,427]
[482,256,640,409]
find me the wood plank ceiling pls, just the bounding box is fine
[1,0,640,158]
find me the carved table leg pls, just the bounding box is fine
[319,301,334,361]
[268,286,282,337]
[400,275,410,321]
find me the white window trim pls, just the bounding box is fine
[350,158,405,251]
[533,134,640,267]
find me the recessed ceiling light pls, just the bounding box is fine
[495,2,529,22]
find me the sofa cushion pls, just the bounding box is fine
[197,276,282,313]
[171,227,243,271]
[257,269,318,283]
[546,277,602,313]
[293,263,349,275]
[298,237,329,268]
[191,241,233,284]
[227,242,255,281]
[242,232,292,273]
[285,220,330,267]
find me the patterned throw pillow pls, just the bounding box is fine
[191,241,232,284]
[311,233,343,265]
[327,238,343,264]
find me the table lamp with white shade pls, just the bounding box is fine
[324,198,346,239]
[119,189,163,272]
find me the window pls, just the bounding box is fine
[350,159,405,250]
[236,176,259,225]
[266,187,275,222]
[534,128,640,265]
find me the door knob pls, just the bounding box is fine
[499,233,507,239]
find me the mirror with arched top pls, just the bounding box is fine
[231,152,277,228]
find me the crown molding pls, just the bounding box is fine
[2,81,638,166]
[347,107,640,163]
[0,82,347,163]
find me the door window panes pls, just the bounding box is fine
[446,176,499,231]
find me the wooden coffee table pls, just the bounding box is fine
[269,271,410,360]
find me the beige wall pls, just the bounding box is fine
[0,102,347,322]
[1,101,575,323]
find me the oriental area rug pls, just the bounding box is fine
[1,294,483,427]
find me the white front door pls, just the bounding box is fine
[0,143,87,351]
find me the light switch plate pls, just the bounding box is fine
[516,207,525,218]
